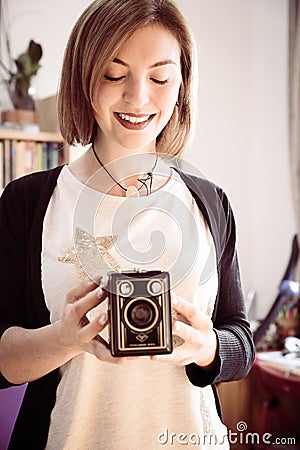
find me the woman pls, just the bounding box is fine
[0,0,254,448]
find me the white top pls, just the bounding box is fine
[41,163,229,449]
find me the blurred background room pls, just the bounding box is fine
[0,1,299,449]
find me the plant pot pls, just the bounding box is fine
[1,109,39,132]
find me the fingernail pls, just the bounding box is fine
[97,287,103,298]
[98,313,106,324]
[172,296,179,306]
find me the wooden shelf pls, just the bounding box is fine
[0,130,67,192]
[0,129,63,143]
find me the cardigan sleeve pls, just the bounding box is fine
[0,167,62,389]
[0,181,29,387]
[184,180,255,387]
[213,191,255,384]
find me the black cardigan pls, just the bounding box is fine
[0,166,255,449]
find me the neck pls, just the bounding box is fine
[91,143,158,197]
[93,133,157,172]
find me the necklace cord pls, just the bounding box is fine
[91,143,157,195]
[92,143,127,192]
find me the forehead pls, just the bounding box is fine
[115,24,181,66]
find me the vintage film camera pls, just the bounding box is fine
[104,270,173,357]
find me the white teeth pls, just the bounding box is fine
[118,113,151,124]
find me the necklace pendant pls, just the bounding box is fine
[126,185,139,198]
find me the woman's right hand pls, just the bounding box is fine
[57,279,131,364]
[0,279,131,385]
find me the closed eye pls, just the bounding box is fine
[151,78,169,85]
[104,75,125,82]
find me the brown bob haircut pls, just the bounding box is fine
[58,0,195,157]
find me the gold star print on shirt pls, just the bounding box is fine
[58,227,120,282]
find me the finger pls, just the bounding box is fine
[69,286,107,320]
[171,293,211,331]
[92,340,141,365]
[94,333,110,349]
[77,312,108,344]
[173,320,203,346]
[92,341,121,364]
[66,279,99,304]
[151,347,192,365]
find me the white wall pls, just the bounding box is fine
[1,0,296,318]
[250,0,295,317]
[0,0,91,104]
[176,0,296,318]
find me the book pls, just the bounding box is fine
[0,136,65,190]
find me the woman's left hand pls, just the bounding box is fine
[151,293,217,367]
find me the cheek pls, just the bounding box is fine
[93,98,106,117]
[92,86,115,117]
[158,85,180,117]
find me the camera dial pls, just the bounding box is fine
[147,279,163,295]
[119,280,134,296]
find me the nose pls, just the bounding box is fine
[123,76,150,108]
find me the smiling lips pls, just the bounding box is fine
[115,112,155,130]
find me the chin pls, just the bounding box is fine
[117,138,156,153]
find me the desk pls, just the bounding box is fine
[255,351,300,378]
[254,353,300,389]
[252,355,300,440]
[218,355,300,449]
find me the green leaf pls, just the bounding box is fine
[6,39,43,109]
[15,54,32,76]
[28,40,43,64]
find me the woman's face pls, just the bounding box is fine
[92,24,182,155]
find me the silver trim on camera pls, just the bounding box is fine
[123,296,160,332]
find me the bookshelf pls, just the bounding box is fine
[0,129,67,191]
[0,129,62,142]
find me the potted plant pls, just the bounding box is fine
[1,39,43,127]
[8,39,42,110]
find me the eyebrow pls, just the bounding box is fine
[112,57,178,68]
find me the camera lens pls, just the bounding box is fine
[131,303,153,326]
[124,297,160,332]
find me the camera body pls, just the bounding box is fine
[106,270,173,357]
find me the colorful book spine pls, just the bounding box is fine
[0,138,65,190]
